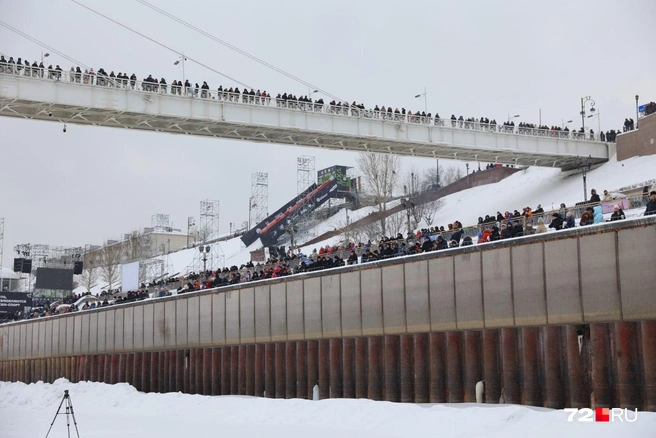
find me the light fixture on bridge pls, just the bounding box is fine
[580,96,595,132]
[414,87,428,114]
[507,113,520,122]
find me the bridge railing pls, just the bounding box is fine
[0,67,605,142]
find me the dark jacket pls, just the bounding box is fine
[590,194,601,203]
[610,210,625,221]
[549,213,564,230]
[645,200,656,216]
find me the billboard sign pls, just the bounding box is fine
[317,165,350,191]
[0,292,33,315]
[35,268,74,291]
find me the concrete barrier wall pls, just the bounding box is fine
[1,217,655,362]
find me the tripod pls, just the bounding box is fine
[45,389,80,438]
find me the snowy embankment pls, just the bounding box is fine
[0,380,654,438]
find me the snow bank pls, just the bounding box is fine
[0,380,653,438]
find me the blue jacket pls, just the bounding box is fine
[593,206,604,224]
[565,215,576,228]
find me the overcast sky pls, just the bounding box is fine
[1,0,655,268]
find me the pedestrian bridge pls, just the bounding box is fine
[0,71,609,169]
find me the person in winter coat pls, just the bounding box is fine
[602,190,613,202]
[533,204,544,214]
[549,213,564,230]
[610,207,625,221]
[589,189,601,203]
[645,191,656,216]
[479,229,492,243]
[490,226,501,241]
[580,208,594,226]
[524,222,536,235]
[535,218,548,234]
[564,211,576,228]
[500,223,512,239]
[593,205,604,224]
[512,221,524,237]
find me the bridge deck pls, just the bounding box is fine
[0,71,608,169]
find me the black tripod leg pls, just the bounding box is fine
[67,396,81,438]
[44,395,66,438]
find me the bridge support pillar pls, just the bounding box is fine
[285,342,296,398]
[429,332,446,403]
[446,332,463,402]
[591,324,612,408]
[615,322,641,410]
[642,321,656,411]
[295,341,307,399]
[566,325,587,408]
[307,340,318,399]
[545,326,564,408]
[384,335,399,402]
[522,327,541,406]
[399,335,413,403]
[254,344,264,397]
[501,328,520,404]
[318,340,329,399]
[342,338,355,399]
[464,331,481,403]
[354,337,367,399]
[264,343,274,398]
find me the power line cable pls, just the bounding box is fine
[70,0,252,89]
[0,20,90,69]
[135,0,345,102]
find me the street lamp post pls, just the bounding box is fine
[507,114,520,122]
[636,95,639,129]
[174,52,187,94]
[580,96,596,133]
[414,87,428,114]
[561,119,573,129]
[41,52,49,64]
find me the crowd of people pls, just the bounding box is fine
[2,53,645,143]
[3,189,655,324]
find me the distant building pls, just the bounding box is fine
[0,267,21,292]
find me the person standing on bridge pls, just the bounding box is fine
[645,191,656,216]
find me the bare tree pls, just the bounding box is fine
[440,165,464,186]
[124,230,151,261]
[350,219,382,244]
[99,243,122,290]
[422,199,444,227]
[356,152,400,235]
[385,211,408,237]
[77,265,99,293]
[423,164,464,189]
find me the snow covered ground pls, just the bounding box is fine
[0,379,653,438]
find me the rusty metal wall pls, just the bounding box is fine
[1,322,655,411]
